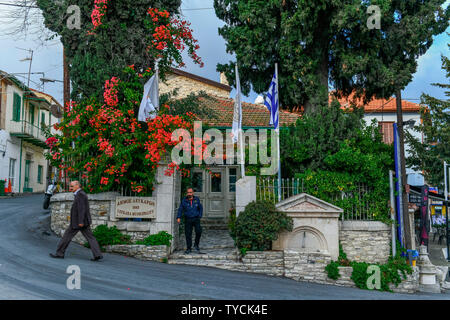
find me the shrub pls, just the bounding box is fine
[325,261,341,280]
[135,231,173,246]
[235,200,293,252]
[228,207,237,242]
[87,225,132,249]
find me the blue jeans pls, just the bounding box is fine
[185,217,202,249]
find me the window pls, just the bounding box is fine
[192,171,203,192]
[12,93,21,121]
[8,158,16,187]
[29,104,35,124]
[211,172,222,192]
[229,168,237,192]
[41,112,46,128]
[37,165,43,184]
[378,121,395,144]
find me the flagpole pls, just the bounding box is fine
[275,63,281,202]
[235,64,245,178]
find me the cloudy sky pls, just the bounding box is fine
[0,0,448,106]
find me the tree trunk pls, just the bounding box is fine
[303,12,330,115]
[63,46,70,110]
[396,89,413,250]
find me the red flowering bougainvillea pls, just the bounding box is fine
[47,66,202,194]
[45,7,205,194]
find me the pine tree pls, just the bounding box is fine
[405,51,450,188]
[214,0,449,113]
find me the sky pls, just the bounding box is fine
[0,0,448,106]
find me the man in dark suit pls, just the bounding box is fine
[50,181,103,261]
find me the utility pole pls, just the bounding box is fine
[396,89,413,250]
[63,46,70,109]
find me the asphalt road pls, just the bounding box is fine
[0,194,448,300]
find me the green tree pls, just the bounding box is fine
[214,0,449,113]
[405,52,450,188]
[36,0,184,100]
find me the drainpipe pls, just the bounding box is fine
[18,139,22,193]
[18,93,25,194]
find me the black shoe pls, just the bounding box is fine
[49,253,64,259]
[184,249,191,254]
[90,256,103,262]
[194,246,200,253]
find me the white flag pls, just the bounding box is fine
[231,65,242,144]
[138,69,159,122]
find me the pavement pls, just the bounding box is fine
[0,194,449,300]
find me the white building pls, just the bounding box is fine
[0,71,63,193]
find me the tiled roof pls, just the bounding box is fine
[329,91,422,113]
[197,96,300,128]
[30,88,63,108]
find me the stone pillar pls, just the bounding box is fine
[417,245,441,293]
[235,176,256,216]
[153,164,180,253]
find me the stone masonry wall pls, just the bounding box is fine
[104,244,169,262]
[284,251,332,284]
[159,73,230,100]
[339,221,392,264]
[50,192,114,245]
[241,251,284,277]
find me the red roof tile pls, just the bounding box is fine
[329,91,422,113]
[197,96,300,128]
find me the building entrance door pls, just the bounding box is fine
[206,168,226,219]
[190,167,239,227]
[24,160,31,192]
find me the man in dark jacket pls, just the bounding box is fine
[50,181,103,261]
[177,187,203,254]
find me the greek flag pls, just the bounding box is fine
[264,72,279,131]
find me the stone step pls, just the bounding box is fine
[170,248,239,260]
[177,229,236,250]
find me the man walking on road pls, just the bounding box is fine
[177,187,203,254]
[50,181,103,261]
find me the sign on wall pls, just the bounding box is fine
[115,197,156,219]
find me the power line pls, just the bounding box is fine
[181,7,214,11]
[0,2,39,8]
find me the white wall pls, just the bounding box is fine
[0,130,21,193]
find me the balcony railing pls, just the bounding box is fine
[9,120,48,148]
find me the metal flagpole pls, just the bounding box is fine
[444,161,448,201]
[236,64,245,178]
[275,63,281,202]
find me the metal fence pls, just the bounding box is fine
[256,177,379,221]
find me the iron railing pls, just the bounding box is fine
[256,177,379,221]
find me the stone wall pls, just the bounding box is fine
[339,221,392,264]
[159,73,230,99]
[284,251,332,284]
[104,244,169,262]
[50,192,115,245]
[241,251,284,277]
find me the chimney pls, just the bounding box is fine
[220,72,229,86]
